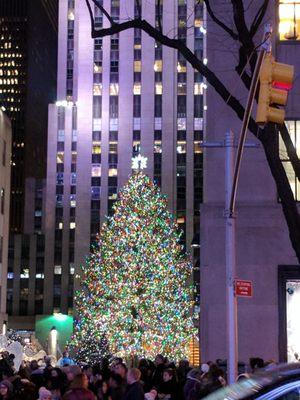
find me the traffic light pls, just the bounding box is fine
[256,54,294,125]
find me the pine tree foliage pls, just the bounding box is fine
[69,173,195,361]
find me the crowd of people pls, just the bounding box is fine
[0,350,275,400]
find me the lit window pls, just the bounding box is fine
[134,60,141,72]
[280,120,300,200]
[70,222,76,229]
[110,83,119,96]
[20,269,29,279]
[154,60,162,72]
[177,141,187,154]
[94,62,102,73]
[68,10,75,20]
[93,145,101,154]
[36,273,44,279]
[154,141,162,153]
[54,265,62,274]
[155,83,163,94]
[70,194,76,207]
[194,141,202,154]
[177,62,187,73]
[279,1,300,40]
[109,143,118,153]
[93,84,102,96]
[134,83,141,95]
[194,83,204,95]
[56,152,64,163]
[58,222,63,229]
[108,187,118,200]
[0,188,4,214]
[109,168,118,177]
[92,164,101,177]
[195,18,203,28]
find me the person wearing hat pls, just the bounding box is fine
[0,380,13,399]
[38,386,52,400]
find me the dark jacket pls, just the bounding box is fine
[152,364,165,388]
[159,379,179,400]
[122,381,144,400]
[62,388,96,400]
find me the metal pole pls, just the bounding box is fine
[229,25,272,215]
[224,26,272,383]
[225,131,237,384]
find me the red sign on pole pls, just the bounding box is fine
[235,279,253,297]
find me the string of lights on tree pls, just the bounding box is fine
[69,171,196,362]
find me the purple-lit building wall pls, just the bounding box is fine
[201,0,300,363]
[38,0,205,317]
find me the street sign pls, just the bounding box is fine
[235,279,253,297]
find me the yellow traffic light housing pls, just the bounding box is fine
[256,54,294,125]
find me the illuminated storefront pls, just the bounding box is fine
[279,266,300,362]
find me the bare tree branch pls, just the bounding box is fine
[250,0,269,37]
[86,1,300,262]
[85,0,95,32]
[203,0,238,40]
[91,0,115,26]
[135,0,142,19]
[91,17,260,135]
[235,47,253,89]
[261,127,300,261]
[231,0,250,40]
[279,123,300,181]
[156,0,162,33]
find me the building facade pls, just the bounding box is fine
[0,0,27,232]
[8,0,205,332]
[3,0,58,328]
[0,0,58,233]
[201,0,300,363]
[44,0,204,315]
[7,178,46,329]
[0,110,11,328]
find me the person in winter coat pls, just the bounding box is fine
[62,373,95,400]
[183,368,202,400]
[122,368,144,400]
[108,372,125,400]
[158,369,178,400]
[0,380,14,400]
[152,355,165,389]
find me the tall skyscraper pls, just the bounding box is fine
[4,1,58,327]
[0,0,27,232]
[43,0,204,316]
[8,0,205,338]
[0,110,11,329]
[0,0,58,232]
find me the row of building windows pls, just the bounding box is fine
[66,0,75,99]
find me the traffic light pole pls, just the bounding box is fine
[225,131,237,385]
[229,45,268,215]
[225,25,272,384]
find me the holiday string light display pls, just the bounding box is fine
[69,172,196,362]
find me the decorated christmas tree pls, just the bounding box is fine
[69,171,195,362]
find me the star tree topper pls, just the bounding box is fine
[131,154,148,171]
